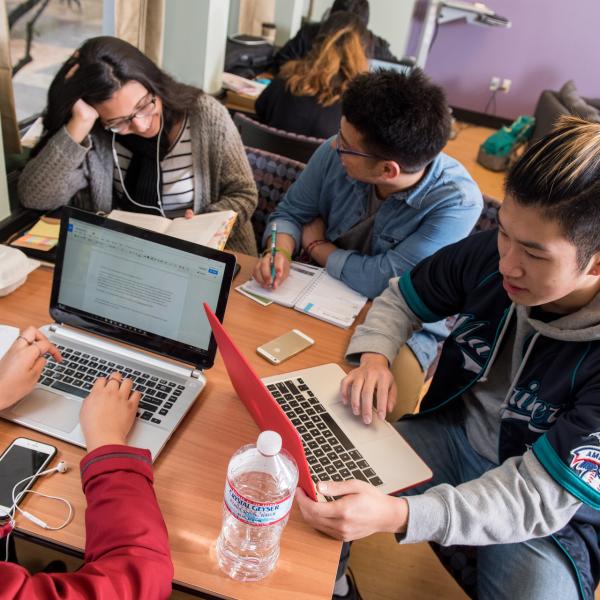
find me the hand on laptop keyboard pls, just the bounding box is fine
[0,326,62,411]
[40,345,185,427]
[80,371,141,452]
[267,379,384,497]
[340,353,397,424]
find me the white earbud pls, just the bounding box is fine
[37,460,68,477]
[56,460,68,474]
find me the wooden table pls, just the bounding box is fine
[0,254,365,599]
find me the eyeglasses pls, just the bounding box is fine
[103,95,157,133]
[335,129,389,161]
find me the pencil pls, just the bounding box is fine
[270,223,277,286]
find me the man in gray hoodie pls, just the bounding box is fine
[297,116,600,600]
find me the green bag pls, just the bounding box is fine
[477,115,535,171]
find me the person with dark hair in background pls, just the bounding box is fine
[297,116,600,600]
[253,69,482,418]
[0,327,173,599]
[18,36,258,254]
[272,0,397,73]
[256,11,369,139]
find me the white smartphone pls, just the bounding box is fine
[0,437,57,518]
[257,329,315,364]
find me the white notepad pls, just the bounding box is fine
[237,262,368,328]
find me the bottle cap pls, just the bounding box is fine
[257,431,282,456]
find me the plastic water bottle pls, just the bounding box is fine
[216,430,298,581]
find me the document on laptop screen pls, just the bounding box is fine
[57,218,226,351]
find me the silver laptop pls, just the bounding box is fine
[1,207,236,460]
[369,58,413,76]
[205,307,431,501]
[262,364,431,499]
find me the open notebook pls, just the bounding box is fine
[237,262,367,328]
[107,209,237,251]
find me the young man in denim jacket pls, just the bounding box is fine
[253,69,483,374]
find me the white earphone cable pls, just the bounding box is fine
[2,464,72,561]
[111,110,165,217]
[12,490,73,531]
[155,111,164,215]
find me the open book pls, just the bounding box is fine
[106,210,237,250]
[237,262,368,328]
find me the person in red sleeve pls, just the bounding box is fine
[0,326,174,599]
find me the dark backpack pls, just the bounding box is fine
[225,36,274,78]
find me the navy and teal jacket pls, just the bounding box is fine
[399,229,600,599]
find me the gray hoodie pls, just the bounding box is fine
[346,281,600,546]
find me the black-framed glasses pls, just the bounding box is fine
[335,129,389,161]
[103,95,157,133]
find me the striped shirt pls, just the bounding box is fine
[113,117,194,216]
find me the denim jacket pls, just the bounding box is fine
[265,140,483,368]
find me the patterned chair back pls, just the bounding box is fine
[235,112,325,163]
[245,146,305,250]
[472,195,501,234]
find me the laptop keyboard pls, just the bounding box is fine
[267,378,383,500]
[39,344,186,426]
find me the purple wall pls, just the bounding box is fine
[407,0,600,119]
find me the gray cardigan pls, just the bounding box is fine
[18,94,258,255]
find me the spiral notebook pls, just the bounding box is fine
[237,262,367,328]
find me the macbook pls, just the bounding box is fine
[204,304,431,501]
[1,208,236,460]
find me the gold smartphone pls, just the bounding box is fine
[256,329,315,364]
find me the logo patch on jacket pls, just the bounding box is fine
[502,380,562,433]
[451,314,491,373]
[570,434,600,491]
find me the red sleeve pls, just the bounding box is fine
[0,445,173,600]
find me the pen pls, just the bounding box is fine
[270,223,277,287]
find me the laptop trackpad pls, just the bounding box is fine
[329,402,393,443]
[11,389,80,433]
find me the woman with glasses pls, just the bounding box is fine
[255,11,369,139]
[18,36,258,255]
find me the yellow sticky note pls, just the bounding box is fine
[27,219,60,239]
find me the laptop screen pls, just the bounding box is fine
[368,58,413,76]
[50,208,236,369]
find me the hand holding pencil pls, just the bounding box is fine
[252,224,294,290]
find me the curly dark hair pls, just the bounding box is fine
[330,0,369,26]
[341,68,451,173]
[32,36,201,157]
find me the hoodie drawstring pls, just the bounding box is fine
[500,331,542,408]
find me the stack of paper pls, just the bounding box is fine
[222,73,267,97]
